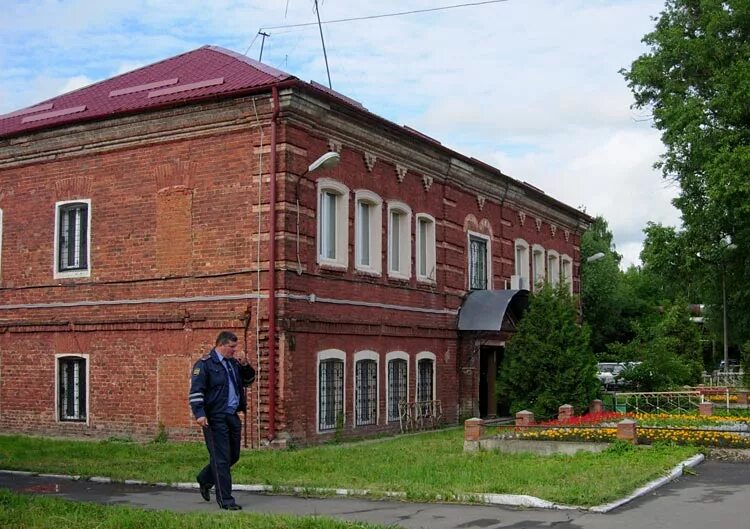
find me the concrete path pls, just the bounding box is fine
[2,460,750,528]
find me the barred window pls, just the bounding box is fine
[355,359,377,426]
[55,200,90,277]
[388,358,408,421]
[469,235,488,290]
[318,358,344,431]
[58,356,87,421]
[417,358,434,402]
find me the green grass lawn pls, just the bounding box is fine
[0,489,391,529]
[0,429,699,506]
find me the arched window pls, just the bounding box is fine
[387,201,412,279]
[354,190,382,275]
[317,349,345,431]
[354,350,379,426]
[386,351,409,421]
[317,179,349,269]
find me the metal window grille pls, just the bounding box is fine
[388,359,407,421]
[58,357,86,421]
[318,358,344,430]
[469,236,487,290]
[355,359,377,426]
[58,203,88,271]
[417,359,434,402]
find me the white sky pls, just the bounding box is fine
[0,0,681,268]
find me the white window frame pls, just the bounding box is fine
[317,179,349,269]
[561,254,573,294]
[316,349,346,433]
[387,201,412,279]
[353,350,379,427]
[54,199,92,279]
[547,250,560,286]
[55,353,90,424]
[514,238,530,289]
[467,230,492,290]
[532,244,545,291]
[415,351,437,402]
[386,351,410,422]
[416,214,436,283]
[354,190,382,275]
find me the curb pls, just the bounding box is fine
[0,453,704,512]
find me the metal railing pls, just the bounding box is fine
[612,391,703,414]
[398,400,443,433]
[703,371,745,387]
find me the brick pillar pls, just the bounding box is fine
[738,391,749,405]
[464,418,485,442]
[699,402,714,416]
[515,410,534,428]
[589,399,603,414]
[617,419,637,444]
[558,404,574,421]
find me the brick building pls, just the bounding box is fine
[0,46,590,446]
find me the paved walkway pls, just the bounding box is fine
[2,460,750,528]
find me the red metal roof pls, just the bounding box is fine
[0,45,294,138]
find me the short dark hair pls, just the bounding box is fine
[215,331,238,346]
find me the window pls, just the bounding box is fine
[532,244,545,290]
[354,190,382,274]
[354,351,378,426]
[386,352,409,422]
[317,179,349,268]
[547,250,560,286]
[416,214,436,282]
[416,352,435,402]
[468,231,490,290]
[513,239,530,289]
[387,202,412,278]
[318,350,345,432]
[57,355,88,422]
[561,254,573,294]
[54,200,91,278]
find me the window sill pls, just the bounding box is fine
[354,266,382,277]
[318,261,348,273]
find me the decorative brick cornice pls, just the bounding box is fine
[422,174,434,192]
[395,164,407,183]
[55,176,92,199]
[327,138,342,153]
[364,151,377,172]
[476,194,486,211]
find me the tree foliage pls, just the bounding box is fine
[623,0,750,351]
[499,285,599,419]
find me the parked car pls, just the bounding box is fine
[597,362,640,390]
[718,359,741,372]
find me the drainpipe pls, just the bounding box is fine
[267,86,280,441]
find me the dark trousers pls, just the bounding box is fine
[198,412,241,507]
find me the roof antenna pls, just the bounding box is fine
[313,0,332,88]
[258,31,271,62]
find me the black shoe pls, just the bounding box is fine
[221,504,242,510]
[198,482,211,502]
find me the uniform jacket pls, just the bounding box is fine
[189,349,256,419]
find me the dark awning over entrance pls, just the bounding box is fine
[457,289,529,332]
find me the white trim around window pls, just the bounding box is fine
[547,250,560,286]
[55,353,90,424]
[513,238,530,290]
[387,201,412,279]
[353,350,379,427]
[386,351,410,422]
[354,190,382,275]
[416,214,436,283]
[316,349,346,433]
[53,199,92,279]
[317,179,349,269]
[532,244,545,291]
[561,254,573,294]
[467,230,491,290]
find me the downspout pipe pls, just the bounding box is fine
[267,86,280,441]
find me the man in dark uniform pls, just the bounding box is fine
[189,331,255,510]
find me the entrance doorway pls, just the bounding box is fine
[479,345,507,418]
